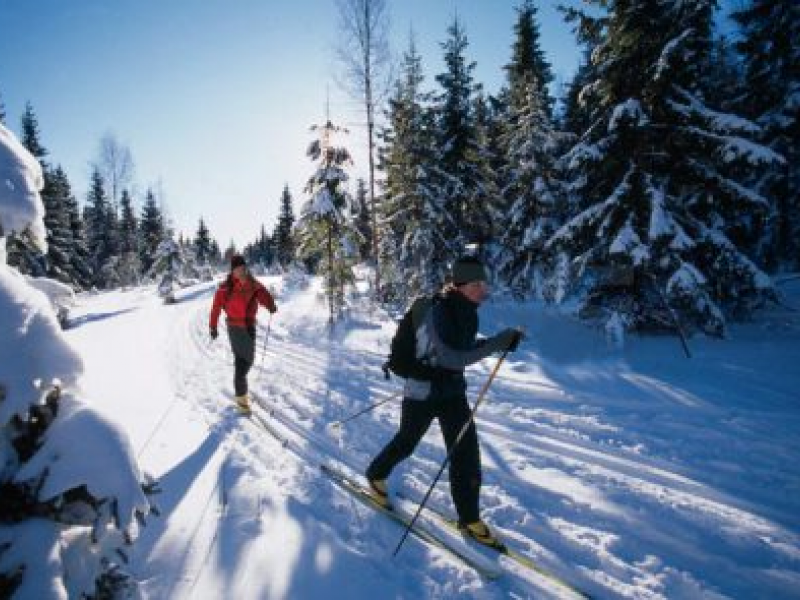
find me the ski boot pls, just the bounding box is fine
[235,394,252,415]
[459,519,506,550]
[366,477,391,508]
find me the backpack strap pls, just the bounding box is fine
[410,296,433,332]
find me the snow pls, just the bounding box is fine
[4,117,799,595]
[608,99,648,132]
[24,268,794,599]
[0,226,82,426]
[1,118,152,600]
[14,394,147,528]
[609,218,649,266]
[0,123,46,252]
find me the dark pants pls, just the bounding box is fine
[228,326,256,396]
[366,396,481,524]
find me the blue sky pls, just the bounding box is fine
[0,1,585,247]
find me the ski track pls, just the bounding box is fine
[96,278,800,600]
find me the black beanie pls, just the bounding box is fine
[230,254,246,270]
[452,256,488,286]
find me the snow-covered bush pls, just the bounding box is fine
[282,263,311,292]
[148,238,186,303]
[23,274,75,328]
[1,122,154,599]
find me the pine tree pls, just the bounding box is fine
[505,0,555,119]
[704,35,742,114]
[296,118,359,322]
[434,17,484,250]
[246,225,273,270]
[20,102,47,161]
[471,92,505,256]
[116,189,141,286]
[733,0,800,270]
[139,188,165,276]
[497,75,566,298]
[84,167,119,287]
[194,217,214,265]
[496,1,566,298]
[273,184,296,268]
[43,166,77,286]
[7,103,48,276]
[379,35,449,299]
[560,47,597,138]
[352,178,373,260]
[118,190,138,255]
[551,0,781,337]
[147,237,185,303]
[64,191,93,290]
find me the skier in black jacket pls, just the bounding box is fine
[366,256,521,545]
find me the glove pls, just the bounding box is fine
[488,328,522,353]
[507,329,524,352]
[210,328,218,341]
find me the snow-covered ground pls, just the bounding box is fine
[64,273,800,599]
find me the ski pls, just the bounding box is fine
[248,409,290,449]
[320,464,502,580]
[397,491,593,599]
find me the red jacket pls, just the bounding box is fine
[209,275,276,330]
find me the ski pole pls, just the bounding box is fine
[329,391,402,429]
[393,348,510,557]
[259,313,272,366]
[254,312,273,388]
[649,274,691,358]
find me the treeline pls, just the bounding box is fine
[2,0,796,337]
[0,100,306,290]
[0,102,216,290]
[372,0,797,336]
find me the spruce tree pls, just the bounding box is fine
[84,167,117,287]
[560,47,597,138]
[434,17,484,251]
[20,102,47,161]
[552,0,781,336]
[497,75,566,298]
[296,118,359,322]
[43,166,77,286]
[352,178,373,260]
[7,103,49,276]
[246,225,273,269]
[704,35,743,114]
[117,189,141,286]
[505,0,555,119]
[733,0,799,270]
[64,191,93,290]
[194,217,214,265]
[139,188,165,275]
[148,237,185,303]
[379,35,449,299]
[471,92,505,256]
[118,190,138,255]
[496,1,566,298]
[273,184,296,268]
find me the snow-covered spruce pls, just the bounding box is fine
[547,0,783,338]
[1,122,155,600]
[296,118,360,322]
[147,237,188,304]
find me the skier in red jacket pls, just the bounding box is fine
[209,254,277,412]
